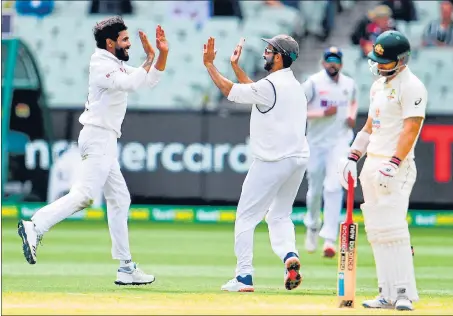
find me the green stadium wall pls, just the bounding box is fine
[2,203,453,227]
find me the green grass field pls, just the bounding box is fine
[2,219,453,315]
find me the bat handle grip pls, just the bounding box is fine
[346,171,354,223]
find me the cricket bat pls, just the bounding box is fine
[337,172,358,308]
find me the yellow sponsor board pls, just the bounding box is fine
[85,209,104,220]
[2,205,18,218]
[130,208,150,220]
[175,210,194,222]
[219,211,236,222]
[436,215,453,225]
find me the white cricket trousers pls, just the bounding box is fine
[32,125,132,260]
[359,154,418,302]
[235,156,308,277]
[304,139,350,242]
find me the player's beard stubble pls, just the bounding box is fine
[263,55,275,72]
[115,45,129,62]
[325,65,340,78]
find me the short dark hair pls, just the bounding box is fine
[281,54,293,68]
[93,16,127,49]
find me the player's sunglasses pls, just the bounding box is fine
[264,48,279,54]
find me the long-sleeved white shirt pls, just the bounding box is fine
[79,48,163,138]
[227,68,310,161]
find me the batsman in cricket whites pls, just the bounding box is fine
[338,30,427,311]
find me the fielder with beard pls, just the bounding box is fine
[204,35,310,292]
[18,16,168,286]
[301,47,358,258]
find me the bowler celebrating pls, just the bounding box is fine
[204,35,310,292]
[302,47,358,258]
[338,30,427,311]
[18,16,169,286]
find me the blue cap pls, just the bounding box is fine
[323,46,343,64]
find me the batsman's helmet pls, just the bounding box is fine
[367,30,411,76]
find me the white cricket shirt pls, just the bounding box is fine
[302,70,357,147]
[367,66,428,159]
[227,68,310,161]
[79,48,164,138]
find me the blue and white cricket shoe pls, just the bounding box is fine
[18,220,42,265]
[115,263,155,286]
[362,296,394,309]
[221,275,254,292]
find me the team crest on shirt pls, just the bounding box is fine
[387,89,396,100]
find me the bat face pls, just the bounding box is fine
[337,221,358,308]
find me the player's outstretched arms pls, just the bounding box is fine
[337,117,372,190]
[138,26,168,89]
[230,38,254,84]
[203,37,234,96]
[203,37,274,108]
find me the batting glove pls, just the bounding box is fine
[375,156,401,194]
[338,152,359,190]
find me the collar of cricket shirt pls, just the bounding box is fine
[95,48,122,65]
[268,67,292,78]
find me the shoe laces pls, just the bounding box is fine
[132,264,147,276]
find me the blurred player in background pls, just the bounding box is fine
[338,30,427,311]
[18,16,169,286]
[302,47,358,258]
[204,35,310,292]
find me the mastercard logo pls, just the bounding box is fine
[15,103,30,118]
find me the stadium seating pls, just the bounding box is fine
[11,0,452,114]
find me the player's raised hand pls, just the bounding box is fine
[231,38,245,66]
[156,25,169,53]
[203,37,217,66]
[139,30,155,58]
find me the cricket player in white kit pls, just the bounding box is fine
[302,47,358,258]
[17,16,169,286]
[203,35,310,292]
[338,31,427,311]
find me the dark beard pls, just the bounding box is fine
[263,55,274,72]
[115,46,129,61]
[325,66,339,77]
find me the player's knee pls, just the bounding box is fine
[323,177,342,193]
[70,186,95,209]
[265,215,288,225]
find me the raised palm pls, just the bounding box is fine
[156,25,168,52]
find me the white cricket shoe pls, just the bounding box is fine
[18,220,42,264]
[305,228,319,253]
[221,275,254,292]
[114,263,155,286]
[323,240,336,258]
[395,298,414,311]
[362,296,394,309]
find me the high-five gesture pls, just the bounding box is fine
[230,38,245,66]
[203,37,217,66]
[156,25,168,53]
[139,30,155,59]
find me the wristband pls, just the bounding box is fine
[348,152,360,162]
[390,156,401,167]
